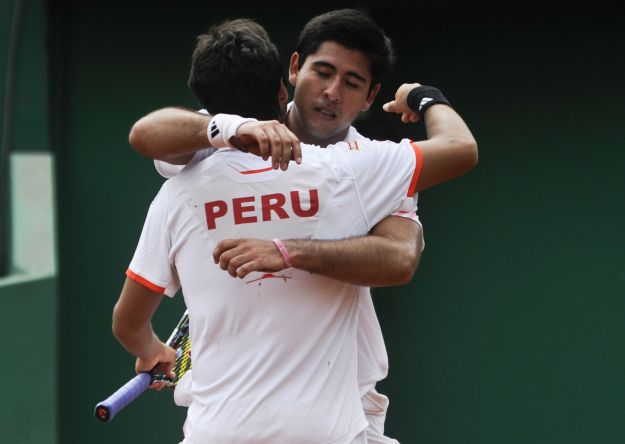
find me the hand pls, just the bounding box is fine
[383,83,421,123]
[235,120,302,170]
[213,238,288,278]
[135,340,177,391]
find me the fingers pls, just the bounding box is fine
[213,239,246,277]
[382,100,397,113]
[267,127,283,170]
[218,248,265,278]
[149,380,166,391]
[212,239,238,263]
[383,82,422,123]
[151,346,177,390]
[149,377,175,391]
[273,125,301,169]
[233,262,254,279]
[234,259,268,279]
[255,129,271,161]
[237,120,301,168]
[225,251,254,278]
[136,343,177,391]
[160,352,177,380]
[401,112,419,123]
[213,239,286,278]
[384,101,419,124]
[263,123,300,170]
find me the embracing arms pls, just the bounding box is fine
[126,82,476,287]
[129,83,477,190]
[130,108,301,170]
[214,215,423,286]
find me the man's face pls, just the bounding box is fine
[288,41,381,146]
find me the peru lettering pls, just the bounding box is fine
[204,189,319,230]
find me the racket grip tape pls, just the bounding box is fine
[94,372,152,422]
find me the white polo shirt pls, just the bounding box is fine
[131,138,421,443]
[154,122,423,402]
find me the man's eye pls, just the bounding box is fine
[315,70,331,78]
[346,81,359,89]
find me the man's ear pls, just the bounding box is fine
[362,83,382,111]
[288,52,300,87]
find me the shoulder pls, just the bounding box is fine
[338,137,413,153]
[345,126,364,141]
[150,179,174,208]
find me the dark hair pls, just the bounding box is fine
[295,9,395,92]
[188,19,285,121]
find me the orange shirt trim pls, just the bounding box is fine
[126,269,166,294]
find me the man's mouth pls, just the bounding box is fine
[314,106,337,119]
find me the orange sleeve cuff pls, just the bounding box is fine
[126,269,166,294]
[408,142,423,196]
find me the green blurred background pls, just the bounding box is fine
[1,1,623,443]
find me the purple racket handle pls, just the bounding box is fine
[94,372,151,422]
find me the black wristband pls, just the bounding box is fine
[407,85,451,119]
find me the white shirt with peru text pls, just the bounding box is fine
[131,138,421,443]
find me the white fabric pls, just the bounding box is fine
[174,370,193,408]
[351,431,369,444]
[154,105,415,442]
[153,148,214,179]
[361,388,400,444]
[340,125,419,401]
[207,113,256,149]
[129,139,418,443]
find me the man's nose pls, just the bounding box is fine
[323,77,341,102]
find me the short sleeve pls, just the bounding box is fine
[154,159,184,179]
[392,183,422,228]
[389,209,425,252]
[154,148,215,178]
[344,138,422,228]
[127,186,180,297]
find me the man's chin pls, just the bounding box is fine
[308,128,346,146]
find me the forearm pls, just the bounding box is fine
[286,238,402,286]
[112,277,165,361]
[384,83,478,192]
[286,217,422,287]
[416,104,478,191]
[112,314,161,361]
[416,101,478,191]
[128,107,211,163]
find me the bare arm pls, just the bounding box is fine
[288,215,422,286]
[112,278,175,382]
[129,107,210,165]
[383,83,478,191]
[213,215,422,287]
[129,108,301,169]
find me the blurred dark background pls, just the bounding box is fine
[1,1,623,443]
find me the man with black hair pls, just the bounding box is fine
[125,9,477,443]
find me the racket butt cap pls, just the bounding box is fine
[94,405,110,423]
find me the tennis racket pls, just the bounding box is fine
[94,310,192,423]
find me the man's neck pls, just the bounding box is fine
[286,106,348,148]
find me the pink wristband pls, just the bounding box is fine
[272,238,292,268]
